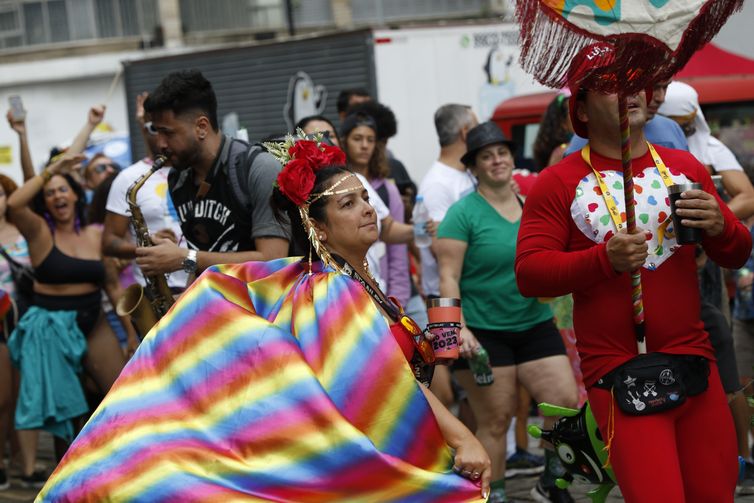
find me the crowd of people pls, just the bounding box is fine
[0,51,750,502]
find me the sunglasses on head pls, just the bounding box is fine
[91,162,119,174]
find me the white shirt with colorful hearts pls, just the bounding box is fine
[571,165,692,271]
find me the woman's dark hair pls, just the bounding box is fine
[88,172,118,224]
[344,100,397,141]
[271,165,350,260]
[295,115,340,145]
[532,95,572,171]
[341,113,390,180]
[34,173,88,233]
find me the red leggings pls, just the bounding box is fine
[588,362,736,503]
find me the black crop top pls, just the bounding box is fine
[34,246,105,285]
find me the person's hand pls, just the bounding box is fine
[135,236,185,275]
[673,188,725,238]
[606,229,649,273]
[47,152,87,176]
[452,434,492,499]
[424,219,438,238]
[152,228,178,244]
[135,91,148,126]
[88,104,106,126]
[459,326,479,359]
[6,109,25,135]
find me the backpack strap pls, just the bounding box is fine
[224,138,266,227]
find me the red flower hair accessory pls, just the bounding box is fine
[265,130,351,275]
[266,132,346,206]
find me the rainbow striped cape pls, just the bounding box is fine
[39,258,484,502]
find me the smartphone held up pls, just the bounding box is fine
[8,95,25,121]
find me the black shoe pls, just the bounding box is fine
[19,469,47,489]
[505,448,545,478]
[0,469,8,491]
[530,480,575,503]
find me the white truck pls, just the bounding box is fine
[371,23,545,180]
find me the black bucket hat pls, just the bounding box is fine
[460,121,516,167]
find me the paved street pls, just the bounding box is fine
[1,432,753,502]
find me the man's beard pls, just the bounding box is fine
[172,139,202,171]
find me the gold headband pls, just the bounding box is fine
[308,173,358,204]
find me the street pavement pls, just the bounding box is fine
[1,433,753,502]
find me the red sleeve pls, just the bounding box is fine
[692,159,752,268]
[515,166,619,298]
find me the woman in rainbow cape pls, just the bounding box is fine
[38,137,490,502]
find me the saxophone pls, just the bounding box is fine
[116,155,175,335]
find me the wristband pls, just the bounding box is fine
[40,169,53,184]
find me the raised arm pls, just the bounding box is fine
[68,105,106,155]
[134,92,154,159]
[7,153,86,259]
[6,110,35,181]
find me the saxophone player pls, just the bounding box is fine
[102,93,189,328]
[133,71,290,279]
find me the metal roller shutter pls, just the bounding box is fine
[124,29,376,161]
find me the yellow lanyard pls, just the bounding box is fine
[581,142,673,232]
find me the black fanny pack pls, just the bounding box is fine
[594,353,710,415]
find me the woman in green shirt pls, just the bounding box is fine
[436,122,578,503]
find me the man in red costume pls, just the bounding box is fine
[515,43,751,503]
